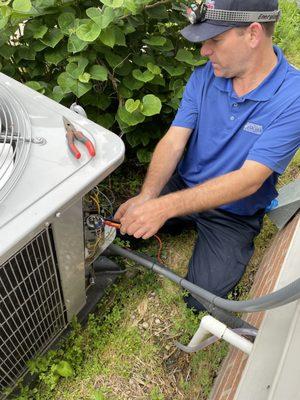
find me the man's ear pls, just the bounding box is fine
[247,22,264,48]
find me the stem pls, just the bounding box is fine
[145,0,171,10]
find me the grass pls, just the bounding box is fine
[11,2,300,399]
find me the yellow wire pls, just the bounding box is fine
[90,194,100,213]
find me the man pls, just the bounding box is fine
[115,0,300,311]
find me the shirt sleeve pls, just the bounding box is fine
[247,99,300,174]
[171,69,200,129]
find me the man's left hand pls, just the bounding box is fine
[119,198,169,239]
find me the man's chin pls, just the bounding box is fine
[213,68,232,79]
[213,69,224,77]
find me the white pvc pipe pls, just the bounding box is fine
[188,315,253,355]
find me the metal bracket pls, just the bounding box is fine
[268,178,300,229]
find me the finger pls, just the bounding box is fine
[142,230,156,240]
[114,204,127,221]
[133,227,149,239]
[125,220,145,236]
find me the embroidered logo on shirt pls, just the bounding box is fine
[243,122,263,135]
[206,0,215,9]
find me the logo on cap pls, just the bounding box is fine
[206,0,215,10]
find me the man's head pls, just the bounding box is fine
[182,1,280,79]
[181,0,280,43]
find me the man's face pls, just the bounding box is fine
[200,28,250,78]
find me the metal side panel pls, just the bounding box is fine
[0,228,67,394]
[52,199,86,321]
[234,216,300,400]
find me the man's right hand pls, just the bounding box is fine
[114,193,153,222]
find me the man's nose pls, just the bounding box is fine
[200,42,213,57]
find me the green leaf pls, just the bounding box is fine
[169,79,184,91]
[125,99,140,113]
[35,0,55,8]
[95,113,115,129]
[45,48,67,65]
[143,36,166,46]
[114,26,126,46]
[86,7,115,29]
[141,94,162,116]
[150,75,165,86]
[58,72,92,97]
[89,65,108,81]
[68,34,87,53]
[132,54,155,67]
[123,75,143,90]
[137,148,152,163]
[54,361,74,378]
[175,49,207,66]
[17,46,36,60]
[147,63,161,75]
[41,29,64,48]
[12,0,31,13]
[104,51,123,68]
[34,25,48,39]
[0,16,9,30]
[81,92,111,110]
[49,85,65,102]
[76,21,101,42]
[31,41,47,52]
[119,85,133,98]
[123,0,138,14]
[24,20,47,39]
[25,81,44,92]
[79,72,91,83]
[101,6,116,28]
[117,106,145,126]
[161,65,186,77]
[101,0,123,8]
[99,27,116,48]
[86,7,102,26]
[58,12,75,35]
[66,57,89,79]
[115,60,132,76]
[146,4,168,19]
[159,38,174,51]
[132,69,154,83]
[126,131,141,147]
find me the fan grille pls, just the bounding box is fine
[0,84,32,203]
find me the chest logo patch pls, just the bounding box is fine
[243,122,263,135]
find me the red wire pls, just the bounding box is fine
[103,220,164,264]
[154,234,163,264]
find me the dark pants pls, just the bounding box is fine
[159,173,264,311]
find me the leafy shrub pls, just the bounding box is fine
[0,0,205,162]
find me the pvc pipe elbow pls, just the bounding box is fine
[189,315,253,355]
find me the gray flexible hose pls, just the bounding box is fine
[175,328,258,353]
[108,243,300,313]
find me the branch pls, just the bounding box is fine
[145,0,172,10]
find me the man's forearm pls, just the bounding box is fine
[159,162,271,219]
[140,126,192,198]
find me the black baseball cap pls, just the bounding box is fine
[181,0,279,43]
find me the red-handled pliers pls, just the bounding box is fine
[63,116,96,159]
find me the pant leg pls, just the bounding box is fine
[159,173,196,234]
[184,209,264,312]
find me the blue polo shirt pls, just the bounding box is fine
[172,46,300,216]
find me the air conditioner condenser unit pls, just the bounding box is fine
[0,72,125,396]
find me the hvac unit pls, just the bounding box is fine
[0,72,124,396]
